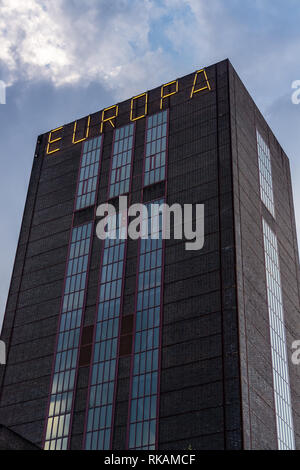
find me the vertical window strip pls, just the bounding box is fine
[257,130,275,217]
[262,219,295,450]
[127,201,164,450]
[44,222,93,450]
[75,136,103,211]
[85,215,127,450]
[109,123,135,198]
[144,111,168,187]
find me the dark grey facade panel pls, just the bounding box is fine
[229,61,300,449]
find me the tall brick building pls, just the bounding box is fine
[0,59,299,450]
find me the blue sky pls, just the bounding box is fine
[1,0,300,328]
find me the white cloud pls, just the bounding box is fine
[164,0,300,107]
[0,0,171,97]
[1,0,300,235]
[1,0,299,105]
[0,1,70,84]
[2,0,297,106]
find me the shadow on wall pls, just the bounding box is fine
[0,424,40,450]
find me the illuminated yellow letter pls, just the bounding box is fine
[190,69,211,98]
[100,105,118,133]
[160,80,178,109]
[130,93,148,121]
[72,115,91,144]
[47,127,63,155]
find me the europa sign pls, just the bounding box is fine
[46,69,212,155]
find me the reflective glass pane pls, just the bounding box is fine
[44,223,93,450]
[127,200,164,449]
[85,215,127,450]
[144,111,168,187]
[262,219,295,450]
[257,131,275,217]
[75,136,103,210]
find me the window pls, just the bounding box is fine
[44,223,93,450]
[127,201,164,450]
[75,136,103,211]
[85,216,127,450]
[144,111,168,187]
[262,219,295,450]
[257,130,275,217]
[109,124,135,198]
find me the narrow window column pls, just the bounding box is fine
[127,201,165,450]
[262,219,295,450]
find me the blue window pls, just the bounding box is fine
[85,216,127,450]
[75,136,103,211]
[262,219,295,450]
[257,130,275,217]
[44,223,93,450]
[127,201,164,450]
[144,111,168,187]
[109,124,134,198]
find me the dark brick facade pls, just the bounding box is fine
[229,62,300,449]
[0,59,299,450]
